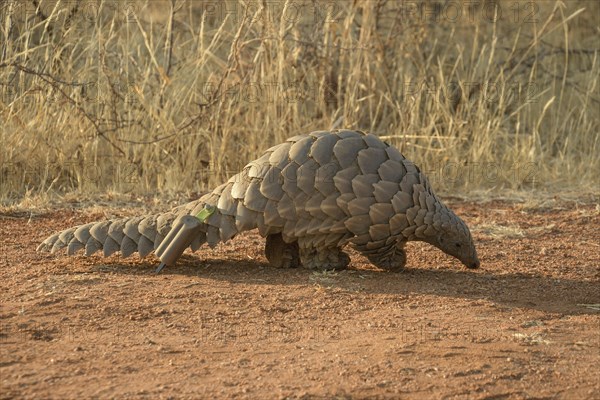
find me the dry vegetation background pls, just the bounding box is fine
[0,0,598,203]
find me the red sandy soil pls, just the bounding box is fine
[1,199,599,399]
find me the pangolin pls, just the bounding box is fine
[38,130,480,271]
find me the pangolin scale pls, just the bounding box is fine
[38,130,480,271]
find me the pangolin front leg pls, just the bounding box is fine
[359,242,407,272]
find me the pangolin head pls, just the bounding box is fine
[426,207,480,269]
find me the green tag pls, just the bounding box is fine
[195,205,216,223]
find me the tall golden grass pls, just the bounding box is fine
[1,0,598,203]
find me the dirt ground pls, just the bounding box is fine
[1,198,599,399]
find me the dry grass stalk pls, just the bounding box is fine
[1,1,598,204]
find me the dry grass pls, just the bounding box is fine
[1,0,599,205]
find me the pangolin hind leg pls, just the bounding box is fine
[297,239,350,271]
[265,233,300,268]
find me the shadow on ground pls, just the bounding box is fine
[87,256,599,316]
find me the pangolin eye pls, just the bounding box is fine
[455,243,461,248]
